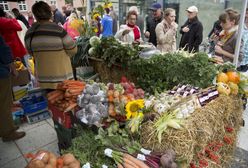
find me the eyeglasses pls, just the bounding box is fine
[130,18,137,21]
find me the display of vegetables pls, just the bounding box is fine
[47,80,85,112]
[25,150,80,168]
[107,77,145,118]
[216,70,240,96]
[130,52,217,94]
[104,148,149,168]
[144,93,181,114]
[77,82,108,126]
[90,37,141,67]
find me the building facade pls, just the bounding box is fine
[0,0,85,17]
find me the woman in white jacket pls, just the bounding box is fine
[115,11,142,44]
[155,8,178,53]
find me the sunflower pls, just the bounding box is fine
[125,99,144,120]
[93,13,100,21]
[103,2,112,9]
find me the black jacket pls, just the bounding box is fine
[17,14,30,28]
[208,20,222,38]
[146,15,163,46]
[0,36,12,78]
[179,17,203,52]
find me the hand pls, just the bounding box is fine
[122,29,131,36]
[182,26,190,33]
[215,45,224,55]
[145,31,150,38]
[10,63,18,77]
[12,68,19,77]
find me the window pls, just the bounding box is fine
[50,0,56,6]
[18,1,27,11]
[0,1,9,11]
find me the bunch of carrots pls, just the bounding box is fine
[104,148,149,168]
[47,80,85,112]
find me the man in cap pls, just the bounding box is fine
[145,3,163,46]
[179,6,203,52]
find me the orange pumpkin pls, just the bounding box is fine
[226,71,240,84]
[217,72,229,83]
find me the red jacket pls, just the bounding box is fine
[0,17,27,59]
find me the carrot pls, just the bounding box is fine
[117,163,124,168]
[123,157,139,168]
[68,90,83,95]
[64,103,77,112]
[47,91,63,101]
[123,161,138,168]
[57,158,63,168]
[25,153,36,159]
[123,154,149,168]
[108,95,114,102]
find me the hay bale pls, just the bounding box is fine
[141,95,243,167]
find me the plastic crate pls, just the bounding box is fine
[26,109,50,124]
[20,95,48,114]
[49,104,73,129]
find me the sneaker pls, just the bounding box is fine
[2,131,26,142]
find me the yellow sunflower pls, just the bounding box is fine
[93,27,98,33]
[125,99,144,120]
[93,13,100,21]
[103,2,112,9]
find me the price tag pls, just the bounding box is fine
[104,148,113,158]
[137,154,146,161]
[140,148,151,155]
[82,163,91,168]
[102,165,108,168]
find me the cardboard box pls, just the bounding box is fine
[12,69,30,86]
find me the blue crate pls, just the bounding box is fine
[20,95,48,114]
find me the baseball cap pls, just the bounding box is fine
[150,3,162,11]
[186,6,198,13]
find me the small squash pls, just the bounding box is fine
[217,82,231,95]
[226,71,240,84]
[217,72,229,83]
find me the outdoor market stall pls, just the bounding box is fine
[40,35,248,168]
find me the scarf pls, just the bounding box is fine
[219,26,238,44]
[127,23,140,41]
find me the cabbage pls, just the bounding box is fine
[89,36,101,47]
[88,47,96,56]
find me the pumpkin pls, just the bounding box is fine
[217,72,229,83]
[228,82,239,95]
[226,71,240,84]
[217,82,231,95]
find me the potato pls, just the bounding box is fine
[67,161,80,168]
[62,153,75,165]
[48,152,57,168]
[44,165,53,168]
[26,159,46,168]
[35,151,49,164]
